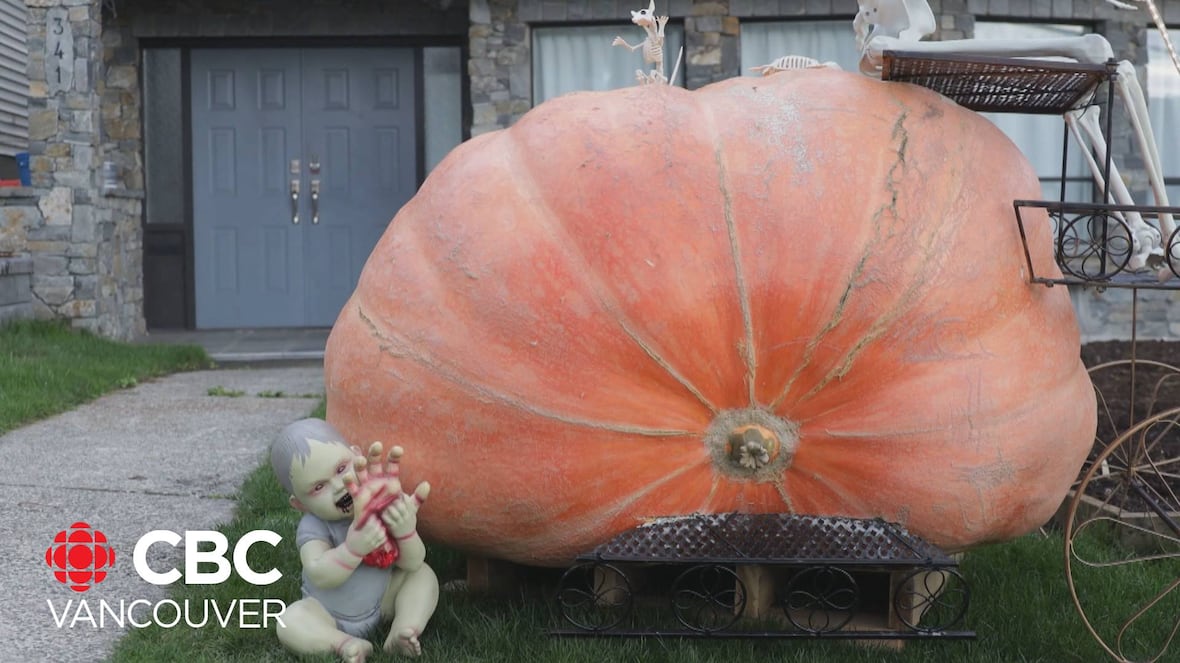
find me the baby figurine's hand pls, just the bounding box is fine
[344,512,388,557]
[381,481,430,540]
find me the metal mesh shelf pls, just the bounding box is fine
[577,513,957,567]
[881,50,1114,114]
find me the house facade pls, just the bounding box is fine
[0,0,1176,340]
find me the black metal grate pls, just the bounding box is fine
[577,513,956,567]
[881,51,1113,114]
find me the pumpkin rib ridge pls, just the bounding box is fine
[789,109,966,409]
[699,96,758,407]
[767,241,868,412]
[503,126,722,417]
[511,454,713,560]
[761,97,914,412]
[772,480,797,513]
[767,108,912,412]
[354,306,698,438]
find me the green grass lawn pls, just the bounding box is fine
[109,431,1176,663]
[0,319,210,434]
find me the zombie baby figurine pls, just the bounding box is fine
[270,418,438,661]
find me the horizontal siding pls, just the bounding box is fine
[0,0,26,157]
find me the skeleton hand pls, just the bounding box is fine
[853,9,871,53]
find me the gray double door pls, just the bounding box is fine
[192,48,416,328]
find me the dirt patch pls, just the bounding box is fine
[1079,341,1180,512]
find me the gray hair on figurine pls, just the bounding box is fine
[270,418,349,493]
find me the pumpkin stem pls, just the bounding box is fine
[704,410,798,480]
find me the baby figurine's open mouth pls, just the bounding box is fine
[336,493,354,515]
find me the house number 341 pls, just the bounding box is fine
[46,7,74,94]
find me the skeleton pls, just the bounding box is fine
[855,0,1178,273]
[1108,0,1180,77]
[612,1,681,85]
[749,55,842,76]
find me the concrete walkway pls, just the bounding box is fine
[0,363,324,663]
[137,328,330,363]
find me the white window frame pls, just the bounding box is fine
[531,23,686,105]
[1147,27,1179,205]
[738,19,862,75]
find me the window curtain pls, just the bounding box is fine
[739,20,861,74]
[533,24,685,104]
[1148,29,1179,204]
[975,23,1092,203]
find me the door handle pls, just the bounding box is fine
[290,179,301,224]
[310,179,320,225]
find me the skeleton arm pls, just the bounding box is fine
[612,36,644,52]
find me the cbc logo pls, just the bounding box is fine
[45,522,116,592]
[46,522,282,590]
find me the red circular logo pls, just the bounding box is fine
[45,522,115,592]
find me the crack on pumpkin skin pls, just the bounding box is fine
[711,143,757,406]
[797,105,972,405]
[823,424,949,438]
[791,110,960,407]
[355,306,696,438]
[503,132,721,417]
[768,109,901,412]
[794,111,913,403]
[769,248,868,411]
[765,99,920,412]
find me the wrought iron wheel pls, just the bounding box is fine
[892,567,969,633]
[780,565,859,633]
[1053,211,1133,282]
[669,564,746,633]
[1064,404,1180,663]
[555,562,633,632]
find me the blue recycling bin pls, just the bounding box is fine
[14,152,29,186]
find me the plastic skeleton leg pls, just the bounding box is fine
[1066,108,1163,269]
[1109,61,1175,240]
[1068,76,1177,269]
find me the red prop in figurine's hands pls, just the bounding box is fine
[344,442,429,568]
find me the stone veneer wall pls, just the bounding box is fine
[0,187,37,325]
[0,254,33,324]
[17,0,144,339]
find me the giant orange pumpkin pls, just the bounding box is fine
[324,69,1095,567]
